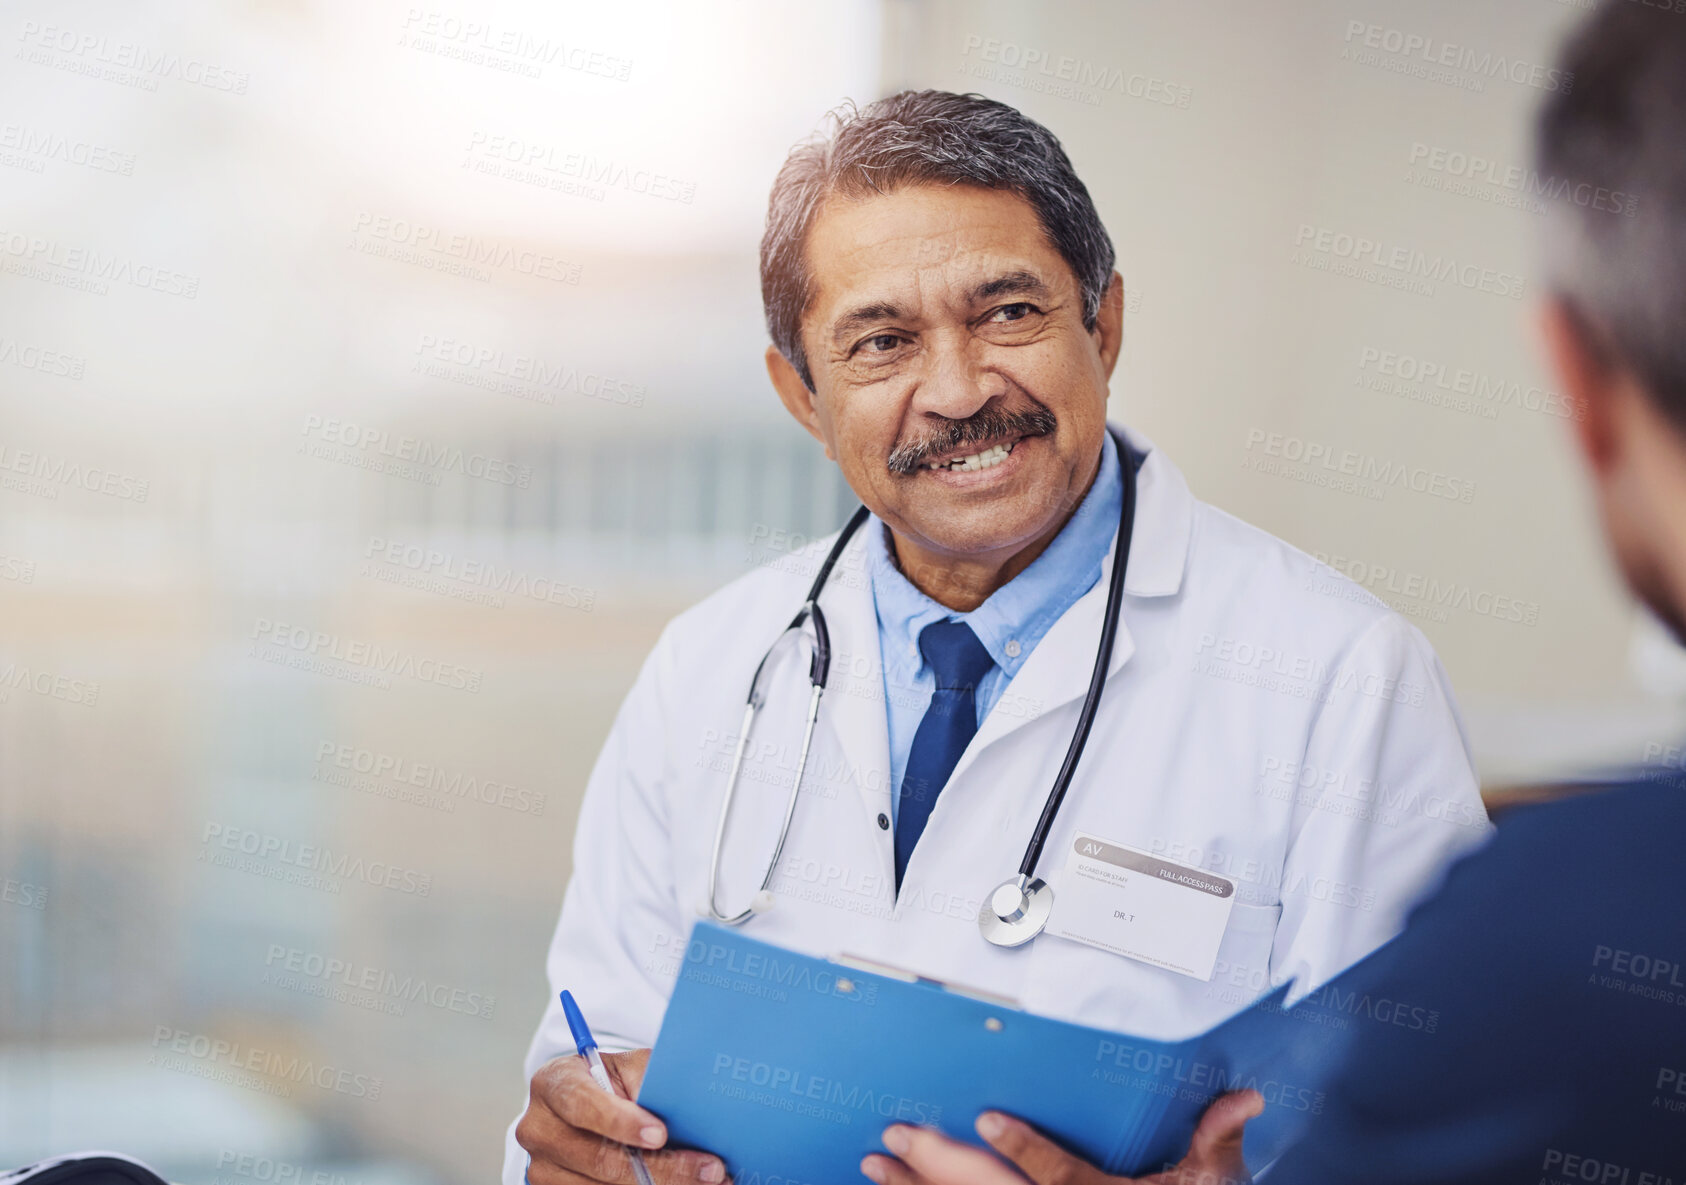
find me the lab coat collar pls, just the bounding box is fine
[813,423,1194,847]
[1115,424,1192,600]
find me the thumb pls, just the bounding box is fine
[1185,1089,1264,1174]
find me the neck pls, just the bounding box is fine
[888,443,1106,612]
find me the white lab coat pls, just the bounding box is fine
[502,428,1487,1182]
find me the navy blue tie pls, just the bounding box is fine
[895,619,996,891]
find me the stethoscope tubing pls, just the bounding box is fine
[703,427,1136,924]
[1015,428,1137,879]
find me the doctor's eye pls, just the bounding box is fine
[988,302,1040,323]
[847,332,913,369]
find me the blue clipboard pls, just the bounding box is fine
[638,923,1355,1183]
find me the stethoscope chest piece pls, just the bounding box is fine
[978,874,1054,947]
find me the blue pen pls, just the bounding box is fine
[561,990,657,1185]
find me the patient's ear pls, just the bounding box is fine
[1539,297,1618,476]
[766,345,831,457]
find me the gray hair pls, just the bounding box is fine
[1537,6,1686,430]
[759,90,1116,390]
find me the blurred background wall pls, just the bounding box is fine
[2,0,1680,1181]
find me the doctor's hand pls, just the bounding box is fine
[517,1048,729,1184]
[861,1089,1262,1185]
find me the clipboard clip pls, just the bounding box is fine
[832,951,1022,1009]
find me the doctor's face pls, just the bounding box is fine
[774,184,1123,565]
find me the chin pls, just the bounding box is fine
[907,510,1046,559]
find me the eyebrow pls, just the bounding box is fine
[971,269,1051,304]
[827,271,1053,349]
[829,301,904,348]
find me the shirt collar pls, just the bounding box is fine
[867,430,1124,680]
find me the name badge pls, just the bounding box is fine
[1047,832,1237,980]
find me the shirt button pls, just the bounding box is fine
[1005,639,1022,659]
[877,813,890,830]
[908,642,918,659]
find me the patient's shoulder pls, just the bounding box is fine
[1401,775,1686,984]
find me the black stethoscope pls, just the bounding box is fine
[702,427,1137,948]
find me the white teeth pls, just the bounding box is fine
[925,441,1016,472]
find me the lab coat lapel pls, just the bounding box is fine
[948,430,1194,784]
[951,546,1134,782]
[811,527,899,887]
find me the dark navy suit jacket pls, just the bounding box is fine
[1272,775,1686,1183]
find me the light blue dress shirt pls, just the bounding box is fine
[868,431,1124,823]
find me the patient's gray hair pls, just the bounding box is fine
[760,90,1116,391]
[1537,6,1686,430]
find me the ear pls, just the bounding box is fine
[1538,297,1618,475]
[765,345,834,458]
[1092,271,1125,380]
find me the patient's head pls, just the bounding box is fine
[1537,6,1686,641]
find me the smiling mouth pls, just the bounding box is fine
[923,439,1019,472]
[886,403,1056,476]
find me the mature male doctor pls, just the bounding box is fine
[507,90,1487,1185]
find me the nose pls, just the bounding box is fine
[908,330,1008,421]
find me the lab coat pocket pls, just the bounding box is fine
[1206,900,1284,1014]
[1018,898,1285,1037]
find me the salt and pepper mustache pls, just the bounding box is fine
[885,406,1058,476]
